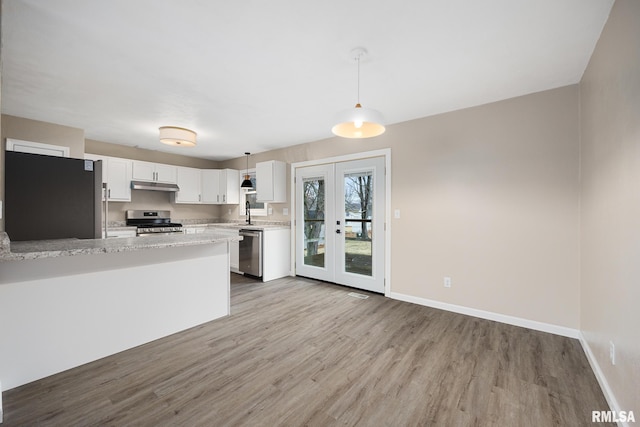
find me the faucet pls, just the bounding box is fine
[245,200,251,225]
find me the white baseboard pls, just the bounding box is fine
[579,333,627,427]
[387,292,579,338]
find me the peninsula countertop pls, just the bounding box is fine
[0,230,241,262]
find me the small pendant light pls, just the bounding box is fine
[241,152,253,189]
[332,48,385,139]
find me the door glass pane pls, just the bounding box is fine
[303,178,325,267]
[344,171,373,276]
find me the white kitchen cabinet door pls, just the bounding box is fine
[132,161,177,184]
[256,160,287,203]
[262,228,291,281]
[132,161,155,181]
[155,163,177,183]
[106,157,132,202]
[201,169,239,204]
[221,169,239,204]
[201,169,221,204]
[174,167,202,204]
[230,239,239,272]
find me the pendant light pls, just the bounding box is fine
[332,48,385,139]
[159,126,197,147]
[241,152,253,189]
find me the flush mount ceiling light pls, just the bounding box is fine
[241,152,253,188]
[159,126,197,147]
[332,47,385,139]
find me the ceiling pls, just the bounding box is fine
[1,0,613,161]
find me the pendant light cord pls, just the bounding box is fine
[356,54,361,105]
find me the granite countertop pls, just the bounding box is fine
[0,231,241,262]
[195,223,291,231]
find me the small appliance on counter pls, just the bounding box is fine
[125,210,183,236]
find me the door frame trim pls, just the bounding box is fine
[290,148,391,296]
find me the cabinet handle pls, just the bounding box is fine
[108,189,111,198]
[223,195,226,202]
[199,194,201,202]
[217,195,220,202]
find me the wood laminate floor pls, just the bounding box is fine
[3,274,612,426]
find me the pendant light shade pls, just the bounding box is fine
[159,126,197,147]
[332,48,385,139]
[241,152,253,189]
[332,103,386,139]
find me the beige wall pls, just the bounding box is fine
[223,85,582,330]
[1,114,86,231]
[1,114,85,158]
[580,0,640,416]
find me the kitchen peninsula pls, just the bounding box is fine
[0,230,240,391]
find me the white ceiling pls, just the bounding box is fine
[1,0,613,161]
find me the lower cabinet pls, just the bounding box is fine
[230,239,240,272]
[262,228,290,282]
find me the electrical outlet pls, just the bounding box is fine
[609,341,615,365]
[283,208,289,216]
[394,209,401,219]
[444,277,452,288]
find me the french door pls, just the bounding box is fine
[295,157,385,293]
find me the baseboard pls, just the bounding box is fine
[387,292,579,338]
[578,333,627,427]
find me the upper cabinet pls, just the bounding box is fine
[256,160,287,203]
[174,167,202,204]
[84,154,131,202]
[132,160,177,184]
[201,169,239,204]
[106,158,133,202]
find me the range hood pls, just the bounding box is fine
[130,180,180,192]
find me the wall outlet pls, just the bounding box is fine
[268,207,273,215]
[394,209,401,219]
[609,341,615,365]
[283,208,289,216]
[444,277,452,288]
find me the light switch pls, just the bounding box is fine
[394,209,400,219]
[268,207,273,215]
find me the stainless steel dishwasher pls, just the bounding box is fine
[239,229,263,278]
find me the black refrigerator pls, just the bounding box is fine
[5,151,103,242]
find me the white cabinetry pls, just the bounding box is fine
[107,158,133,202]
[262,228,291,281]
[201,169,221,204]
[84,154,131,202]
[256,160,287,203]
[174,167,202,204]
[230,239,239,272]
[132,161,177,184]
[220,169,240,204]
[201,169,239,204]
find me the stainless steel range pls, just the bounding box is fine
[126,210,183,236]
